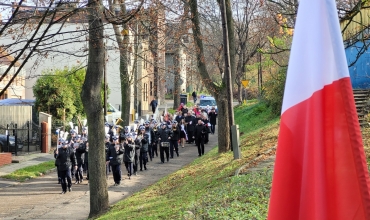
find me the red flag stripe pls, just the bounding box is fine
[268,77,370,219]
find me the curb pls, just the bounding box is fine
[234,146,277,176]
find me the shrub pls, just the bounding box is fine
[262,67,287,115]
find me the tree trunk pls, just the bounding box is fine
[109,0,131,126]
[82,0,109,217]
[173,48,181,109]
[215,90,230,152]
[237,83,242,103]
[189,0,230,152]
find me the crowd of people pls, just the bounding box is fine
[53,101,217,194]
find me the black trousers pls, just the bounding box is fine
[210,124,216,134]
[75,162,84,182]
[187,131,194,143]
[59,169,72,192]
[195,138,205,156]
[111,164,122,184]
[170,140,179,158]
[139,151,148,170]
[148,144,153,161]
[125,162,134,176]
[133,152,140,173]
[160,145,169,163]
[151,143,158,157]
[84,162,89,179]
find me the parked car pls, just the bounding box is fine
[0,134,23,153]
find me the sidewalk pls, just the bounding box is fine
[0,152,54,188]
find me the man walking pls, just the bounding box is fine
[157,123,172,163]
[106,136,124,186]
[193,120,207,156]
[208,107,217,134]
[192,91,197,103]
[55,141,77,194]
[150,98,158,114]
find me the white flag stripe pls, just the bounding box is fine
[281,0,350,114]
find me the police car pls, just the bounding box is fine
[199,96,217,112]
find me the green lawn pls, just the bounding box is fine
[97,101,280,220]
[1,160,55,182]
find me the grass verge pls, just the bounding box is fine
[1,160,55,182]
[97,102,280,220]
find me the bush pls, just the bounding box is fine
[262,67,287,115]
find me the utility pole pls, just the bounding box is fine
[220,0,240,159]
[220,0,234,127]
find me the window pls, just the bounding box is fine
[144,83,148,101]
[150,81,153,96]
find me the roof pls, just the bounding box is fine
[0,99,35,106]
[200,96,215,100]
[0,48,21,67]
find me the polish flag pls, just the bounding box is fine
[268,0,370,219]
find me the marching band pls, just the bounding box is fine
[54,104,217,192]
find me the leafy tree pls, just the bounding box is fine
[33,67,86,124]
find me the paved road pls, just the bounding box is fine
[0,130,218,220]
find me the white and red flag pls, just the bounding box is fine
[268,0,370,219]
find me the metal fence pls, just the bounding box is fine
[0,121,41,155]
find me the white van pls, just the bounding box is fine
[106,103,122,123]
[199,96,217,111]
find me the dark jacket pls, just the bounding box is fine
[208,111,217,125]
[157,127,172,143]
[75,143,87,165]
[175,115,184,124]
[123,141,135,163]
[185,115,196,132]
[169,126,181,141]
[144,127,155,145]
[119,132,130,143]
[84,145,89,163]
[56,147,77,171]
[106,143,124,166]
[140,133,149,152]
[194,124,207,139]
[181,108,188,116]
[54,149,60,166]
[150,100,158,108]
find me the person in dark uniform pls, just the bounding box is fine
[54,138,64,184]
[193,120,207,156]
[106,136,124,186]
[123,134,135,179]
[74,140,86,184]
[151,122,159,158]
[105,134,112,179]
[138,126,149,171]
[55,141,77,194]
[169,121,180,158]
[201,114,210,144]
[185,112,195,144]
[84,141,89,180]
[133,133,141,175]
[157,123,172,163]
[144,121,155,161]
[208,107,217,134]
